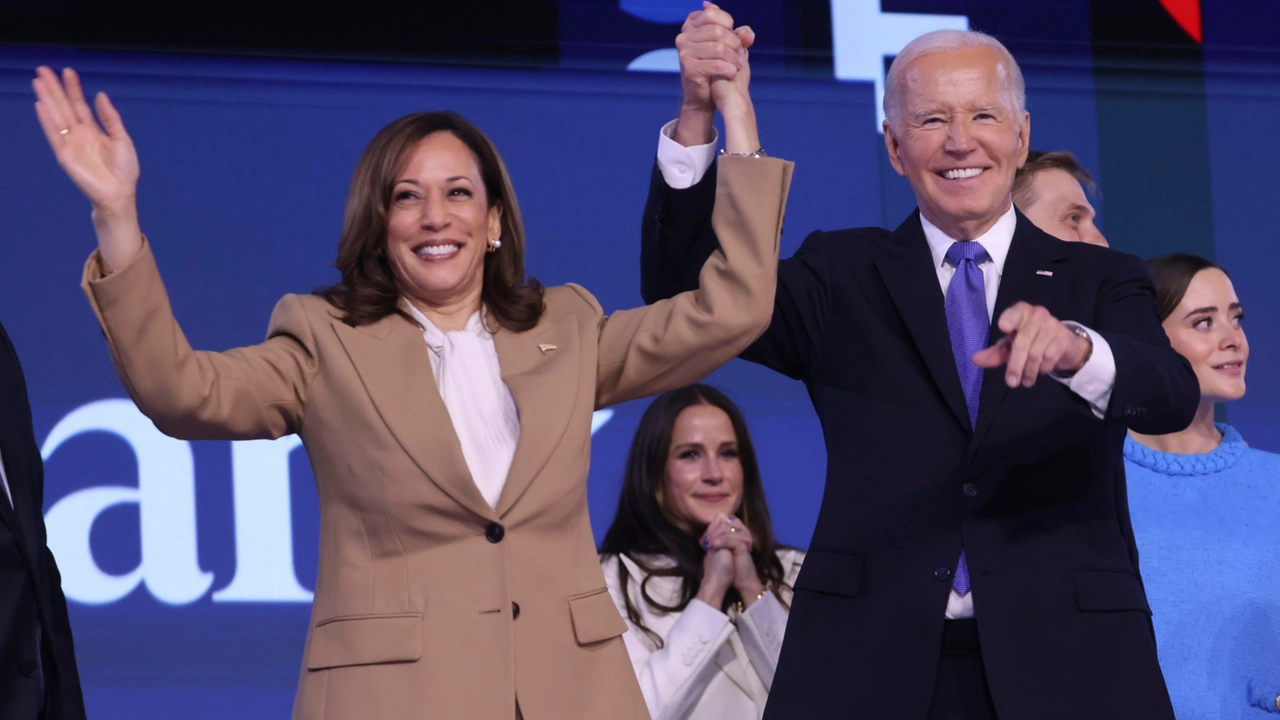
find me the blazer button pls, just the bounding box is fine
[512,602,520,620]
[19,660,36,678]
[934,567,952,582]
[962,482,978,498]
[485,523,505,543]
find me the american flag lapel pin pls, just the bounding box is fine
[1036,270,1054,277]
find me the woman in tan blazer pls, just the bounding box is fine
[32,59,790,719]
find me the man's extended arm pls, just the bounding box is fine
[641,2,750,305]
[1093,252,1200,434]
[640,145,720,305]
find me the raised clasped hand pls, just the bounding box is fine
[973,301,1092,388]
[675,2,752,122]
[33,66,139,212]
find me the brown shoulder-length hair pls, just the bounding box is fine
[316,111,544,330]
[1147,252,1229,322]
[599,384,791,647]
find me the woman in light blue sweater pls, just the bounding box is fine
[1126,253,1280,717]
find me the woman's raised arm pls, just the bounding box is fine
[33,66,143,271]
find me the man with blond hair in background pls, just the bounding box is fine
[639,5,1197,718]
[1014,149,1109,247]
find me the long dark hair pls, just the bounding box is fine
[599,385,789,646]
[1147,253,1229,322]
[316,111,544,330]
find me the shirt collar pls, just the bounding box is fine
[920,204,1017,275]
[402,299,490,351]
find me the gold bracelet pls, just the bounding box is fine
[754,581,772,602]
[735,582,772,614]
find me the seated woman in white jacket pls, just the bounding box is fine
[600,384,804,720]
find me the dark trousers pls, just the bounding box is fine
[927,619,999,720]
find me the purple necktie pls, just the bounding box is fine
[944,240,990,597]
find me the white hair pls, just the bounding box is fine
[882,29,1026,133]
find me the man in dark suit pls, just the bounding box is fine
[641,7,1198,719]
[0,321,86,719]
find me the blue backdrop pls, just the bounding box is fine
[0,1,1277,716]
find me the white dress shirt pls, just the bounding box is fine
[920,210,1116,420]
[655,124,1119,620]
[403,301,520,509]
[602,549,804,720]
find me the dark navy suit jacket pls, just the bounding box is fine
[0,322,85,720]
[641,162,1199,720]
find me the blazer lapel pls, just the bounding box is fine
[714,638,755,699]
[971,213,1069,450]
[873,211,971,433]
[492,313,580,517]
[0,428,30,561]
[0,347,34,567]
[331,312,495,521]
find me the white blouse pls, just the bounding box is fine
[403,301,519,509]
[601,549,805,720]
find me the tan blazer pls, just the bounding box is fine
[79,156,793,719]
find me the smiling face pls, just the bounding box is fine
[1020,168,1108,247]
[884,46,1030,240]
[385,131,502,316]
[661,404,744,531]
[1163,268,1248,405]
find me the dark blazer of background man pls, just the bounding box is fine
[0,320,86,719]
[641,8,1198,720]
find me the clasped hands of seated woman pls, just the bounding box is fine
[696,513,767,611]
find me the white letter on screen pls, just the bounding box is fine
[212,435,313,602]
[830,0,969,131]
[42,399,214,605]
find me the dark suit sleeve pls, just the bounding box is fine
[1094,252,1200,434]
[0,326,87,719]
[640,158,830,381]
[640,160,722,304]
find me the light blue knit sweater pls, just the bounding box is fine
[1126,424,1280,718]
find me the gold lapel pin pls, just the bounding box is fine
[538,343,558,354]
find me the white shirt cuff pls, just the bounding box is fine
[1052,322,1116,419]
[656,119,718,189]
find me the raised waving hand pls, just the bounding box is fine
[33,66,143,270]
